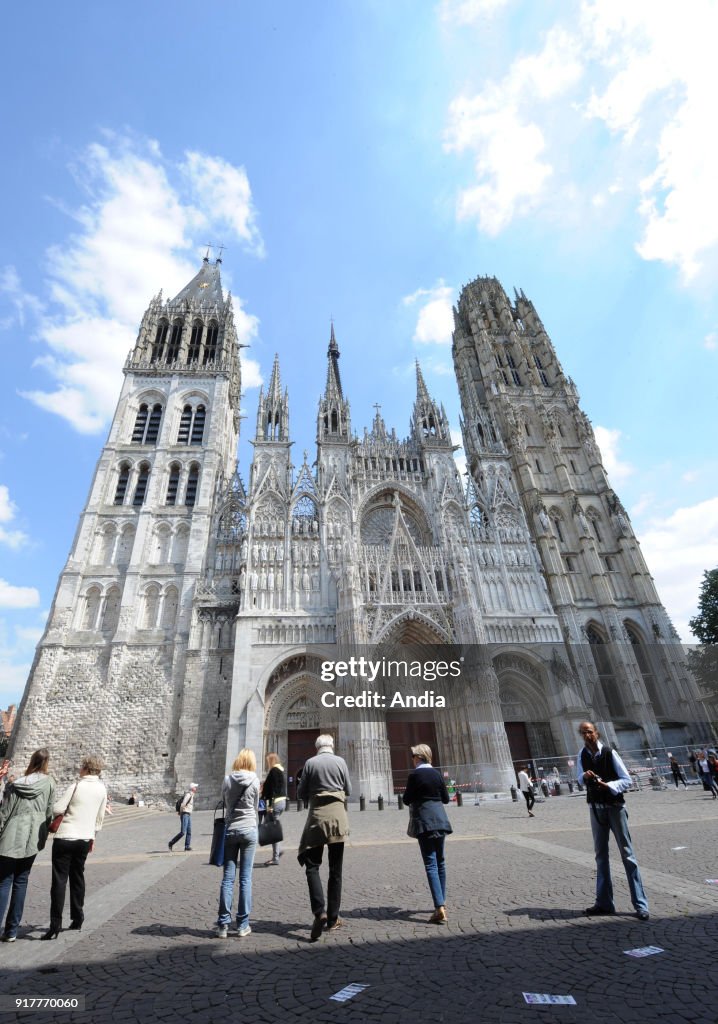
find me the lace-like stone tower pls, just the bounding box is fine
[12,258,242,793]
[453,276,702,754]
[12,264,703,800]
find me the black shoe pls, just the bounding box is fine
[585,905,615,917]
[1,934,16,942]
[41,927,60,941]
[68,920,83,932]
[636,910,650,921]
[310,914,326,942]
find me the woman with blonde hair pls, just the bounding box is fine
[0,748,55,942]
[402,743,452,925]
[261,752,287,866]
[216,748,259,938]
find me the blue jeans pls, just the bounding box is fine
[218,830,257,928]
[590,805,648,912]
[417,834,447,909]
[169,813,192,850]
[0,855,36,938]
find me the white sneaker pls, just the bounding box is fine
[238,925,252,937]
[216,925,228,938]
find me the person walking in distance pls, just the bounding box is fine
[577,722,649,921]
[517,766,535,817]
[696,751,718,798]
[169,784,197,851]
[261,753,287,866]
[668,755,687,790]
[297,735,351,941]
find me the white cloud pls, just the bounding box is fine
[182,152,264,258]
[439,0,511,25]
[443,2,718,279]
[704,332,717,351]
[444,27,582,235]
[15,134,263,434]
[0,580,40,609]
[0,485,29,549]
[403,281,455,344]
[594,425,634,483]
[638,495,718,641]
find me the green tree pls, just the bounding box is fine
[688,568,718,695]
[689,568,718,644]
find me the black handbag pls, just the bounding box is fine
[258,815,283,847]
[209,801,227,867]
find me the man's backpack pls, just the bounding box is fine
[175,796,183,813]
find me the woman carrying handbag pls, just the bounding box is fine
[0,748,55,942]
[261,752,286,866]
[42,755,107,939]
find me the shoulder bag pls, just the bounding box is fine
[49,782,79,834]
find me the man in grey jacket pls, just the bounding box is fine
[297,735,351,941]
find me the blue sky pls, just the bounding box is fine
[1,1,717,705]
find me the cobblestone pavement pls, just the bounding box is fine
[2,788,718,1023]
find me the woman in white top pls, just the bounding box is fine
[42,755,107,939]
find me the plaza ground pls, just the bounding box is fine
[1,786,717,1023]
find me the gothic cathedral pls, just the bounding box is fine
[10,259,705,801]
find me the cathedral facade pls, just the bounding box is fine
[10,260,705,801]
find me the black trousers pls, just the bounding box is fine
[303,842,344,924]
[50,839,92,928]
[522,789,535,812]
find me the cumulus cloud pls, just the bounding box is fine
[403,281,455,345]
[638,496,718,641]
[14,134,263,434]
[0,580,40,609]
[594,426,634,483]
[444,27,582,234]
[704,332,717,351]
[443,1,718,279]
[0,485,29,549]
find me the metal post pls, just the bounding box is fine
[377,794,384,811]
[359,794,366,812]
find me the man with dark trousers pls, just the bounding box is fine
[577,721,649,921]
[297,735,351,941]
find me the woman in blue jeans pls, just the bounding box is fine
[402,744,452,924]
[216,749,259,938]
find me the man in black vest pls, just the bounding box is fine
[577,721,649,921]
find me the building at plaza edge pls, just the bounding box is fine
[10,258,706,801]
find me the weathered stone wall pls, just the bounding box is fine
[172,648,233,808]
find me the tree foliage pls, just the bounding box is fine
[688,568,718,695]
[689,568,718,645]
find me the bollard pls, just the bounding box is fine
[398,794,404,809]
[510,784,518,802]
[567,780,574,794]
[360,794,366,812]
[377,794,384,811]
[456,790,463,807]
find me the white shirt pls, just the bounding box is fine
[576,740,632,796]
[517,770,532,793]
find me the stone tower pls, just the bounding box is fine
[452,275,702,753]
[11,257,242,794]
[11,266,705,803]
